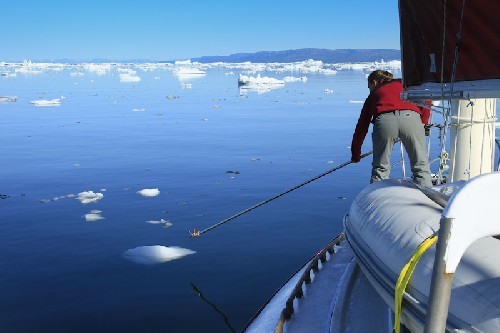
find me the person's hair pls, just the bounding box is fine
[367,70,393,85]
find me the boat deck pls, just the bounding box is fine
[244,241,392,333]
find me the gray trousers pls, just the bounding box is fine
[371,110,432,186]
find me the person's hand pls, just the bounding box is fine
[424,124,432,136]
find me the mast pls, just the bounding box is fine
[449,98,497,181]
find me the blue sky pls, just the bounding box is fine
[1,0,400,61]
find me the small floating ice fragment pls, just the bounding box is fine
[146,218,173,227]
[137,188,160,197]
[283,76,308,83]
[30,98,61,106]
[123,245,195,265]
[324,89,334,94]
[119,73,141,82]
[0,96,17,103]
[84,210,105,222]
[132,108,146,112]
[349,100,364,104]
[77,191,104,204]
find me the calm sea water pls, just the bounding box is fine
[0,65,420,332]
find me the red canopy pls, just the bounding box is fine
[399,0,500,88]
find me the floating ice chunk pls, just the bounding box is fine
[123,245,195,265]
[39,193,76,203]
[146,218,173,227]
[349,100,364,104]
[0,96,17,103]
[137,188,160,197]
[180,82,192,88]
[324,89,334,94]
[119,73,141,82]
[238,74,284,87]
[132,108,146,112]
[84,210,105,222]
[77,191,104,204]
[283,76,308,83]
[319,69,337,75]
[30,98,61,106]
[173,67,206,75]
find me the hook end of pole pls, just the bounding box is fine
[189,228,201,238]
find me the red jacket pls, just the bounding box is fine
[351,79,430,161]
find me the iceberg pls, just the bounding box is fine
[122,245,196,265]
[238,74,284,87]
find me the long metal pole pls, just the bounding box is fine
[424,217,454,333]
[190,151,373,237]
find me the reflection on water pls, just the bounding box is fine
[191,283,236,333]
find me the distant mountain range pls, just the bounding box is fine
[24,48,400,64]
[191,48,401,64]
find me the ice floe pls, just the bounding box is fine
[84,210,105,222]
[122,245,195,265]
[38,193,76,203]
[0,96,17,103]
[132,108,146,112]
[146,219,172,228]
[77,191,104,204]
[283,76,308,83]
[137,188,160,197]
[119,73,141,82]
[30,98,61,106]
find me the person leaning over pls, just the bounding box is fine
[350,70,432,187]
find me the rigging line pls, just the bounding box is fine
[449,0,467,94]
[451,0,468,182]
[468,99,474,179]
[190,151,373,238]
[437,0,449,184]
[481,99,495,173]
